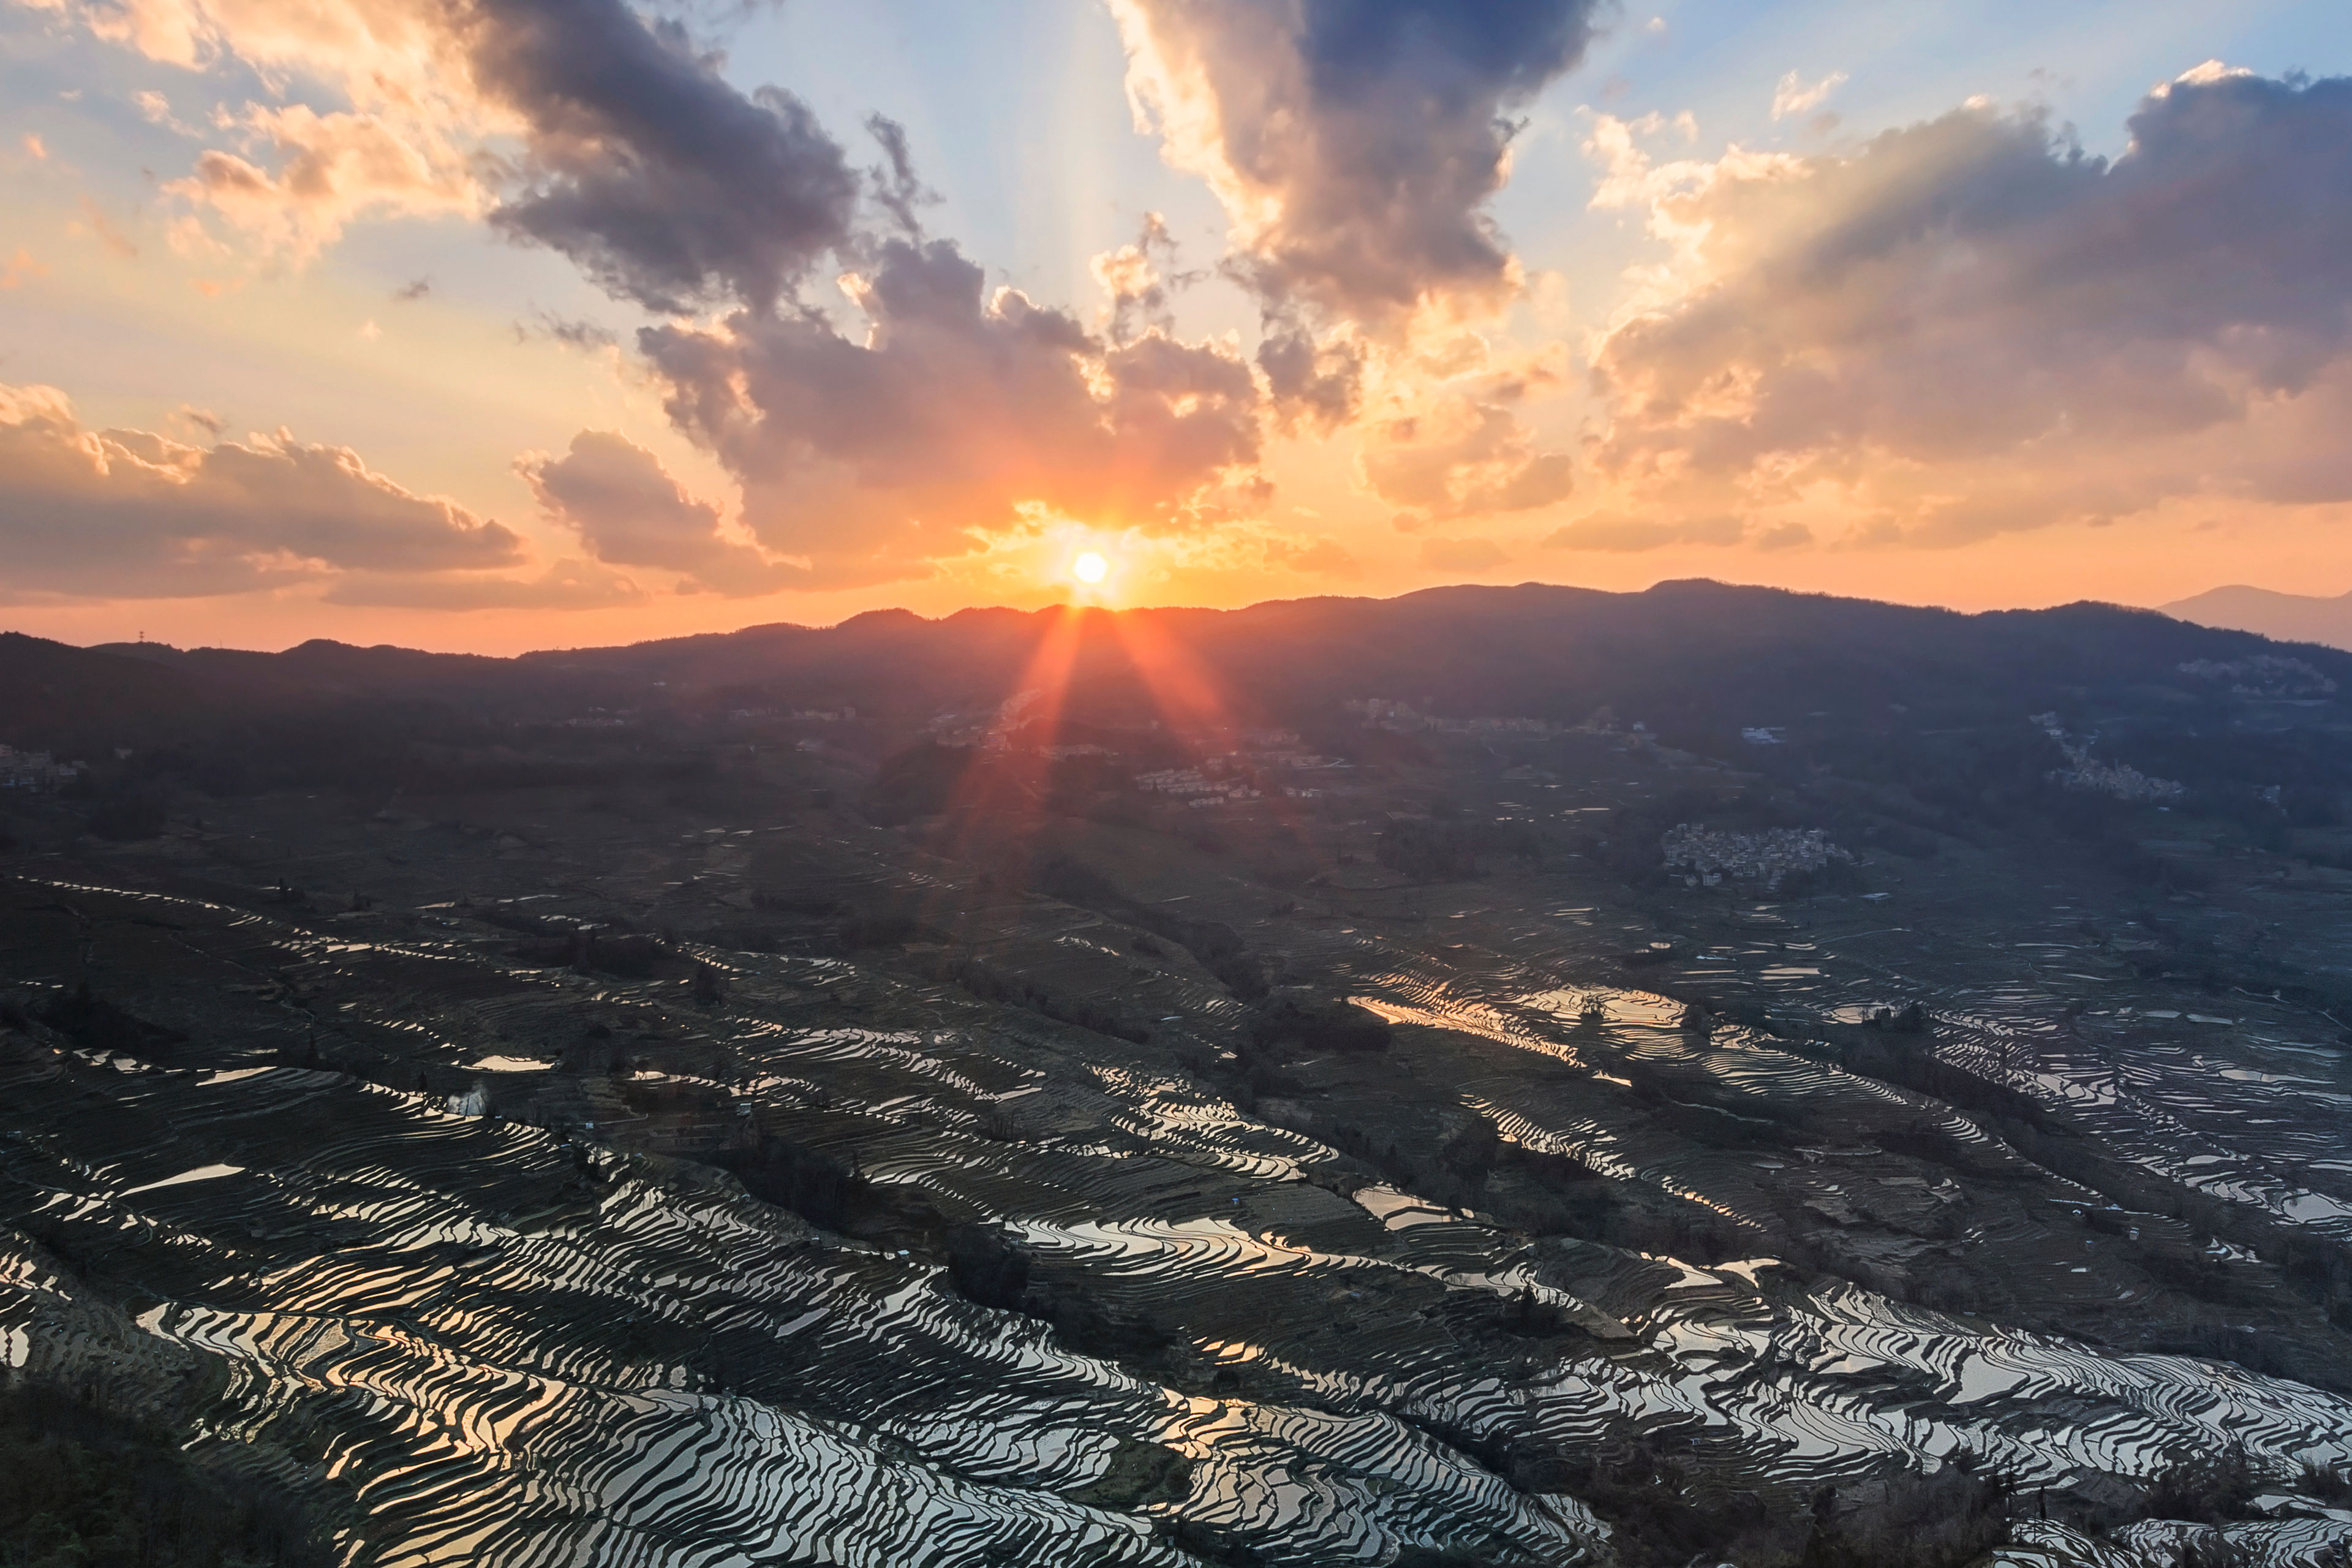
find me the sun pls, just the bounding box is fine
[1072,550,1109,585]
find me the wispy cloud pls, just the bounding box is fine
[1771,69,1847,120]
[74,195,138,258]
[0,249,48,289]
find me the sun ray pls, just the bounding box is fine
[1108,610,1316,843]
[905,597,1329,948]
[914,603,1098,924]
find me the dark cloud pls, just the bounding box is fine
[520,429,797,595]
[1255,323,1363,431]
[642,238,1265,587]
[514,311,620,352]
[0,382,521,599]
[171,405,224,440]
[1593,66,2352,541]
[1114,0,1600,326]
[393,276,433,301]
[466,0,861,313]
[863,113,938,239]
[61,0,861,307]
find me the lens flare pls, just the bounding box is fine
[1072,551,1109,584]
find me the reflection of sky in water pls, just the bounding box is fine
[16,1030,2346,1564]
[10,872,2352,1567]
[1408,891,2352,1246]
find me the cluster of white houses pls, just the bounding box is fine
[2176,655,2336,699]
[2030,712,2186,802]
[1343,698,1568,737]
[2051,755,2186,804]
[1661,823,1851,890]
[0,744,81,792]
[1133,767,1263,807]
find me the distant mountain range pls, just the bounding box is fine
[2161,584,2352,650]
[7,582,2348,801]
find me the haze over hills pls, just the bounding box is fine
[2162,584,2352,652]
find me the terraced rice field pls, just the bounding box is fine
[7,776,2352,1566]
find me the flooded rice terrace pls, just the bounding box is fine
[5,768,2352,1568]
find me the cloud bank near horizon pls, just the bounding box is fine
[0,381,522,601]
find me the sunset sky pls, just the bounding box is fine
[3,0,2350,654]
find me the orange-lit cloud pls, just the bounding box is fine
[1363,394,1572,525]
[0,382,519,599]
[0,249,48,289]
[17,0,437,74]
[24,0,483,271]
[39,0,1277,602]
[643,239,1267,588]
[1581,65,2352,551]
[168,103,480,261]
[1089,210,1189,342]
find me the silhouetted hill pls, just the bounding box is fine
[1167,582,2287,728]
[0,633,202,745]
[491,581,2352,737]
[518,607,1047,714]
[97,637,528,695]
[9,584,2350,798]
[2162,584,2352,651]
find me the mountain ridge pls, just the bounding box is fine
[7,579,2343,764]
[2162,583,2352,651]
